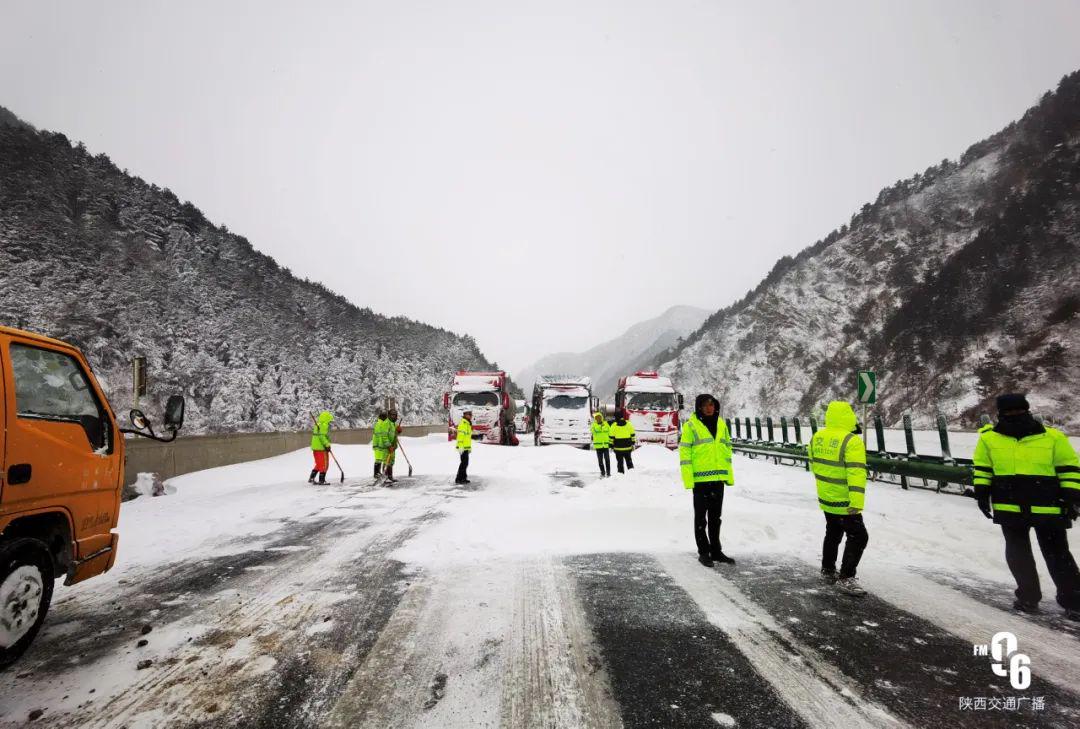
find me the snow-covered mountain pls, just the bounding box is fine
[661,71,1080,429]
[517,305,709,399]
[0,108,503,433]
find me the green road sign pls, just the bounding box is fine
[858,370,877,404]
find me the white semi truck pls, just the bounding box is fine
[531,376,597,447]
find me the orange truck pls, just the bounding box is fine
[0,326,184,668]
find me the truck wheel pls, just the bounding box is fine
[0,538,55,671]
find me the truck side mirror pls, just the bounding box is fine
[677,393,684,410]
[129,409,149,431]
[590,396,599,411]
[443,392,450,409]
[164,395,185,432]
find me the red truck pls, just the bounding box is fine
[613,371,684,450]
[442,371,519,446]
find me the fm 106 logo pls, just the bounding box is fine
[974,632,1031,690]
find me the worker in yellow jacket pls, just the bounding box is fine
[807,401,868,597]
[372,410,390,478]
[592,411,612,477]
[974,393,1080,619]
[455,410,473,485]
[680,394,735,566]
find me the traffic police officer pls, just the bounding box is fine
[680,394,735,566]
[974,393,1080,619]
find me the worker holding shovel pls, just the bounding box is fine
[383,410,401,484]
[308,410,335,484]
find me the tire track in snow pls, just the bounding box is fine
[4,479,445,728]
[565,553,807,729]
[322,557,622,728]
[656,553,909,729]
[721,557,1080,729]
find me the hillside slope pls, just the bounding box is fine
[517,305,709,398]
[661,71,1080,428]
[0,112,501,432]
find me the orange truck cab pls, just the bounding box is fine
[0,326,184,668]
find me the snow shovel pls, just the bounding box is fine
[309,411,345,483]
[395,439,414,477]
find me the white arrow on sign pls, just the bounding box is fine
[859,371,876,403]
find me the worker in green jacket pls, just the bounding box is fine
[455,411,473,484]
[807,401,869,596]
[680,394,735,566]
[592,411,612,477]
[373,410,390,478]
[610,410,636,474]
[974,393,1080,620]
[309,410,334,485]
[383,410,400,483]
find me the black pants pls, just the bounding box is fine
[615,450,634,473]
[822,513,869,578]
[693,483,725,557]
[455,450,470,483]
[595,448,610,476]
[1002,523,1080,609]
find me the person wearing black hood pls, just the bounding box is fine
[973,393,1080,620]
[679,394,735,566]
[610,409,636,474]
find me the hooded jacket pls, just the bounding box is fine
[311,411,334,451]
[678,394,733,489]
[807,401,867,514]
[591,413,612,449]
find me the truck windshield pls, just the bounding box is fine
[454,392,499,408]
[625,392,678,411]
[546,395,587,410]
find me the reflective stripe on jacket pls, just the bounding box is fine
[973,424,1080,525]
[311,411,334,451]
[679,415,733,489]
[592,419,611,449]
[610,421,636,452]
[457,419,472,451]
[807,401,866,514]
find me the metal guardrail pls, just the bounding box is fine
[725,413,976,495]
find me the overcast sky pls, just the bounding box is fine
[3,1,1080,374]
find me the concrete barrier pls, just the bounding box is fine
[124,424,444,485]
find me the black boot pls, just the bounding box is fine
[308,469,318,484]
[385,466,396,484]
[317,471,327,485]
[712,552,736,565]
[374,463,382,478]
[698,554,714,567]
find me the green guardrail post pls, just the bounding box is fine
[937,413,952,461]
[809,416,818,436]
[734,417,741,438]
[780,416,789,444]
[744,417,751,441]
[793,417,802,444]
[874,414,886,453]
[755,417,763,440]
[766,417,775,442]
[935,412,952,492]
[900,413,916,490]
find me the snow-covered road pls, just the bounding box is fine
[3,436,1079,728]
